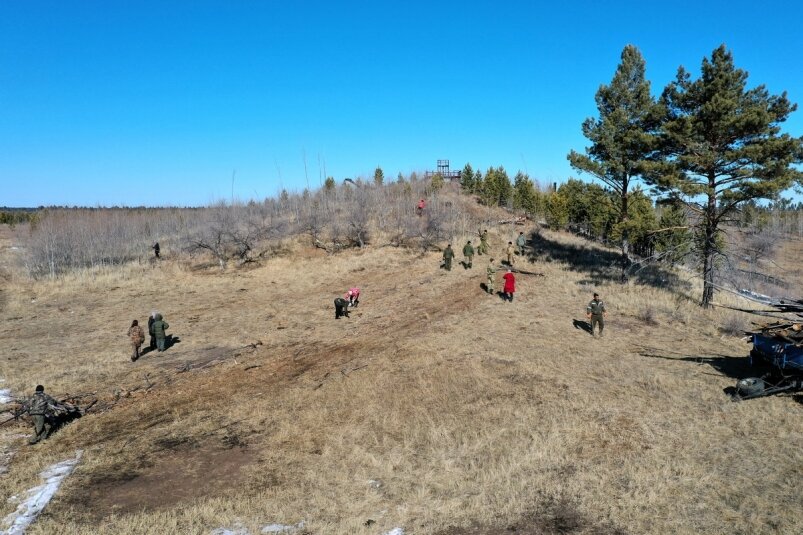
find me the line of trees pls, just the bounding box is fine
[567,44,803,307]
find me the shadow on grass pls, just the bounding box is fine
[572,319,593,335]
[526,232,691,291]
[638,351,751,380]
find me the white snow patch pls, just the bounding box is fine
[0,379,11,405]
[738,289,774,304]
[383,529,405,535]
[210,527,249,535]
[0,450,83,535]
[261,521,305,533]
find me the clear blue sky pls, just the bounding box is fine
[2,1,802,207]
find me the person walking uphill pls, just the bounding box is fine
[463,240,474,268]
[148,311,158,350]
[586,292,607,337]
[478,230,489,255]
[502,269,516,302]
[516,231,526,256]
[486,258,497,294]
[127,320,145,362]
[151,313,170,352]
[27,385,56,445]
[505,241,516,266]
[443,243,455,271]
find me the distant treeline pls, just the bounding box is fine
[0,210,38,226]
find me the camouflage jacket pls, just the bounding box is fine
[28,391,57,416]
[443,247,454,260]
[463,243,474,256]
[516,234,526,247]
[587,299,606,316]
[128,325,145,346]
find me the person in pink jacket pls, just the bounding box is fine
[346,287,360,307]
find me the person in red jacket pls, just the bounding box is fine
[502,269,516,302]
[416,198,425,216]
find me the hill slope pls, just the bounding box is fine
[0,226,801,535]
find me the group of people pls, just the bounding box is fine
[127,311,170,361]
[440,230,529,304]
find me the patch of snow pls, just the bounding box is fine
[0,450,83,535]
[0,379,11,405]
[738,289,774,304]
[261,521,305,533]
[383,529,404,535]
[211,527,249,535]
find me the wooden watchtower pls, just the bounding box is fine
[425,159,461,181]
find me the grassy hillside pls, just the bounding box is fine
[0,224,801,535]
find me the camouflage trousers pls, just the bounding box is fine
[487,276,495,294]
[29,414,51,444]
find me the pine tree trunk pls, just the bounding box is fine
[619,183,630,283]
[701,188,717,308]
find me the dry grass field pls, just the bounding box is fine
[0,223,801,535]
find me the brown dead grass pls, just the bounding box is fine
[0,224,801,535]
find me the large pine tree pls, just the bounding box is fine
[568,45,663,281]
[652,45,803,307]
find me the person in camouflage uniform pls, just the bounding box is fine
[505,241,516,266]
[516,231,526,256]
[478,230,489,255]
[462,240,474,268]
[442,244,455,271]
[151,313,170,352]
[586,292,607,337]
[486,258,497,294]
[128,319,145,362]
[27,385,56,445]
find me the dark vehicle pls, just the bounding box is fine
[732,322,803,400]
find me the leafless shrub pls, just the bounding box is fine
[635,304,659,326]
[345,187,371,248]
[184,202,285,268]
[719,313,748,336]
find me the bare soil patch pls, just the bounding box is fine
[72,441,256,518]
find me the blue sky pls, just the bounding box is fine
[2,1,802,207]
